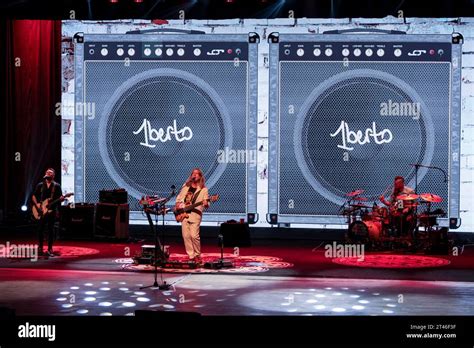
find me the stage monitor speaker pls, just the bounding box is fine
[59,203,95,240]
[267,32,462,225]
[74,32,259,223]
[95,203,129,239]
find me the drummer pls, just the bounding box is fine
[379,176,416,236]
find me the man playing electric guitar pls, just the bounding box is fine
[175,168,210,265]
[32,168,65,257]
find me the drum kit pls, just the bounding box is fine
[342,189,446,250]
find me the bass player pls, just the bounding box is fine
[175,168,210,265]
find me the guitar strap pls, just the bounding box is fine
[191,189,202,216]
[191,189,201,204]
[50,181,56,199]
[40,180,56,201]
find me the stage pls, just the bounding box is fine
[1,227,473,317]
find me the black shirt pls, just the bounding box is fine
[33,181,63,210]
[184,186,197,205]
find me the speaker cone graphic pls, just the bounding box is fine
[293,69,434,205]
[98,68,233,199]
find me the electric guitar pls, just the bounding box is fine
[32,193,74,220]
[174,194,219,222]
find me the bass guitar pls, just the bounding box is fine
[174,194,219,222]
[32,193,74,220]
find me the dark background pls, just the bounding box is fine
[2,0,474,20]
[1,0,472,225]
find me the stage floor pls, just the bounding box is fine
[0,268,473,316]
[0,232,473,316]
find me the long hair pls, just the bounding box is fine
[185,168,206,188]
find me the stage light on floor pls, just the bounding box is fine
[99,302,112,307]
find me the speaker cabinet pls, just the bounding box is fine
[219,222,251,247]
[95,203,129,239]
[59,203,95,240]
[267,32,462,225]
[74,33,259,223]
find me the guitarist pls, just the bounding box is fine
[175,168,209,265]
[32,168,64,257]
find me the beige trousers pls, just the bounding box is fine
[181,220,201,259]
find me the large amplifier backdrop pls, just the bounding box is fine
[267,32,462,226]
[74,32,259,223]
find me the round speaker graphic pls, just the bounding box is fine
[293,69,435,205]
[98,68,233,199]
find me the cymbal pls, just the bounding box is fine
[350,203,370,209]
[346,189,364,197]
[352,197,368,201]
[396,193,419,201]
[419,193,443,203]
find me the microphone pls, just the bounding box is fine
[171,185,176,196]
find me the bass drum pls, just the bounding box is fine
[348,220,382,242]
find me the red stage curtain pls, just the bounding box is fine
[1,20,61,223]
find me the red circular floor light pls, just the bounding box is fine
[332,254,450,269]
